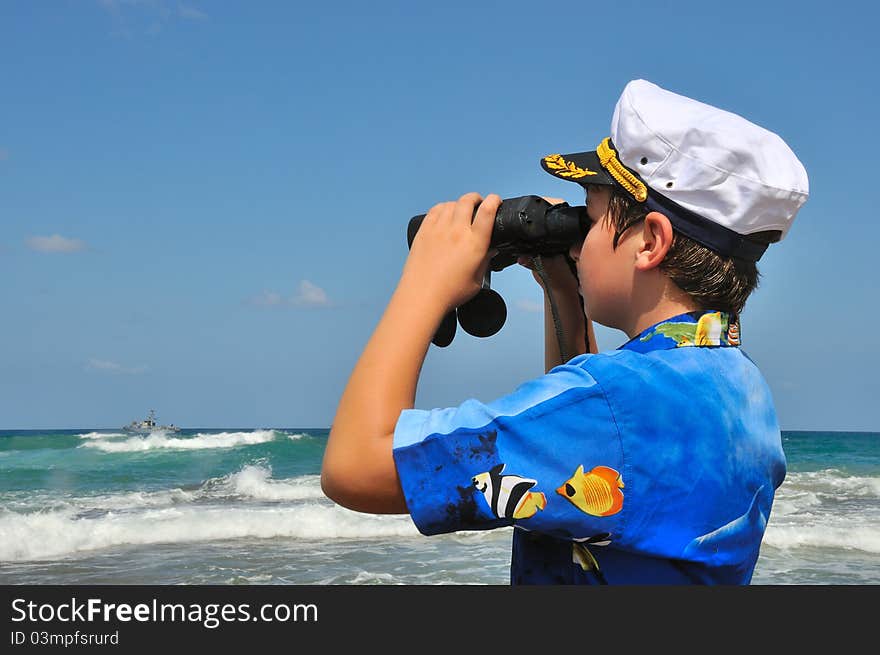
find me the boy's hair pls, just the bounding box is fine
[605,189,781,314]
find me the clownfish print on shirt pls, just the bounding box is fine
[472,463,547,520]
[557,465,624,517]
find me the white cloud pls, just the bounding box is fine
[515,298,544,313]
[26,234,87,253]
[86,358,148,375]
[248,280,332,309]
[292,280,330,307]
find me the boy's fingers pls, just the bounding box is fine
[473,193,501,244]
[453,192,483,226]
[424,201,453,226]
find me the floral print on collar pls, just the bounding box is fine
[619,311,740,354]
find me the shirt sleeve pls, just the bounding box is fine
[392,356,627,545]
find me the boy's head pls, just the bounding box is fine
[542,79,809,320]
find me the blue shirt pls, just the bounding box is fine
[392,311,786,584]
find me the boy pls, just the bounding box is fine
[321,79,809,584]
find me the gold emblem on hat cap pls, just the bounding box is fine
[543,153,598,179]
[596,138,648,202]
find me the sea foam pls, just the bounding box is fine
[0,503,419,561]
[77,432,126,439]
[80,430,277,453]
[781,469,880,497]
[214,464,324,501]
[765,468,880,554]
[0,462,418,561]
[763,524,880,554]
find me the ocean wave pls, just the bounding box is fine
[0,503,419,561]
[765,468,880,555]
[771,471,880,519]
[781,469,880,497]
[209,464,324,501]
[763,523,880,554]
[0,488,199,514]
[0,464,323,514]
[77,432,127,439]
[79,430,277,453]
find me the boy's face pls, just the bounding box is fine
[568,185,636,330]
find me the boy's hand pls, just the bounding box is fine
[401,192,501,312]
[517,253,579,294]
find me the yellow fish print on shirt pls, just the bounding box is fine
[694,311,723,345]
[556,465,624,517]
[641,312,729,347]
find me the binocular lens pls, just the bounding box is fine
[456,289,507,338]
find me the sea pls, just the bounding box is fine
[0,428,877,585]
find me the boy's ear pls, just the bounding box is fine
[635,211,674,271]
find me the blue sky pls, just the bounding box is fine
[1,1,876,431]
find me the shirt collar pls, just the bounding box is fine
[618,311,741,354]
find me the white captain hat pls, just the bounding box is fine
[541,79,809,262]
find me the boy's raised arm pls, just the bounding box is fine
[321,193,500,514]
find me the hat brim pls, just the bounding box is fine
[540,151,616,187]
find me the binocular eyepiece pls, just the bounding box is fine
[406,195,587,347]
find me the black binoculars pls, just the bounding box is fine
[406,195,587,347]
